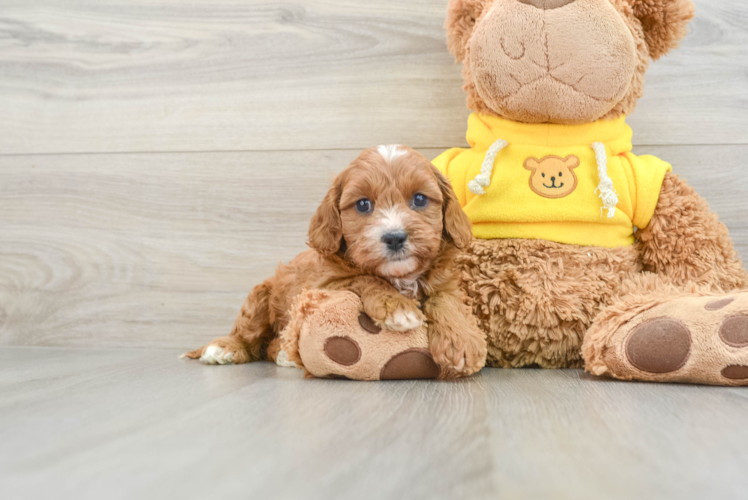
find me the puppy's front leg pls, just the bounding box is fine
[336,276,424,332]
[423,292,487,379]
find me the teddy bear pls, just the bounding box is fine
[428,0,748,385]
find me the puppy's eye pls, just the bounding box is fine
[411,193,429,210]
[559,172,563,177]
[541,173,545,178]
[355,198,372,214]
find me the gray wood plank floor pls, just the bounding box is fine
[2,347,747,500]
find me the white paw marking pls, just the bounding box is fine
[200,345,234,365]
[450,357,466,372]
[385,310,423,331]
[276,350,299,368]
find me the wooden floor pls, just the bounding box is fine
[2,347,748,500]
[2,1,748,498]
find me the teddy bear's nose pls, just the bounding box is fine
[517,0,576,9]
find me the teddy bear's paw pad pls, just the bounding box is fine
[719,315,748,347]
[323,336,361,366]
[705,298,735,311]
[721,365,748,380]
[625,318,692,374]
[358,313,382,334]
[380,348,440,380]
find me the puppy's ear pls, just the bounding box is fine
[432,166,472,250]
[445,0,494,62]
[308,176,343,257]
[631,0,695,61]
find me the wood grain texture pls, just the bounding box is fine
[1,347,747,500]
[1,146,747,349]
[0,0,746,155]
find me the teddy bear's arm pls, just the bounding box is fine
[423,291,487,379]
[636,172,748,291]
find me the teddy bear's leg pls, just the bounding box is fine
[423,292,487,379]
[282,290,439,381]
[583,274,748,386]
[636,172,748,291]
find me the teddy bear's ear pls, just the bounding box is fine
[631,0,695,61]
[445,0,494,62]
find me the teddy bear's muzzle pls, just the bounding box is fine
[468,0,638,124]
[517,0,576,10]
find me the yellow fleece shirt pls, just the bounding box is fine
[433,114,672,248]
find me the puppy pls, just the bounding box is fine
[183,145,487,378]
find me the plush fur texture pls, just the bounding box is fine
[456,172,747,370]
[446,0,693,124]
[185,146,487,379]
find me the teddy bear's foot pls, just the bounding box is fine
[583,291,748,386]
[282,290,441,381]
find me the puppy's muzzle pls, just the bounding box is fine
[382,231,408,253]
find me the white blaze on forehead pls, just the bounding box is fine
[377,144,407,163]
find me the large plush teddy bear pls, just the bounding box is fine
[431,0,748,385]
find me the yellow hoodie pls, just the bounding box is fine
[433,114,672,248]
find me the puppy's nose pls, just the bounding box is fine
[382,231,408,252]
[551,176,556,182]
[517,0,576,10]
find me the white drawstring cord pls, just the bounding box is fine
[468,138,508,195]
[591,142,618,218]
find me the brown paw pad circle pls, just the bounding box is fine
[721,365,748,380]
[705,298,735,311]
[324,336,361,366]
[625,318,692,374]
[358,313,382,334]
[380,349,440,380]
[719,315,748,347]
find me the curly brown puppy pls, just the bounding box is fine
[184,146,487,379]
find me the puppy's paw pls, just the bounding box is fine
[198,344,235,365]
[181,336,251,365]
[430,331,487,379]
[385,309,423,332]
[364,293,424,332]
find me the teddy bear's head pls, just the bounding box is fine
[445,0,694,124]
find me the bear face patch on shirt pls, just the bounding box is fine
[523,155,580,199]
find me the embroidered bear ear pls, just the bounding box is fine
[563,155,580,169]
[445,0,495,62]
[523,157,541,171]
[629,0,695,61]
